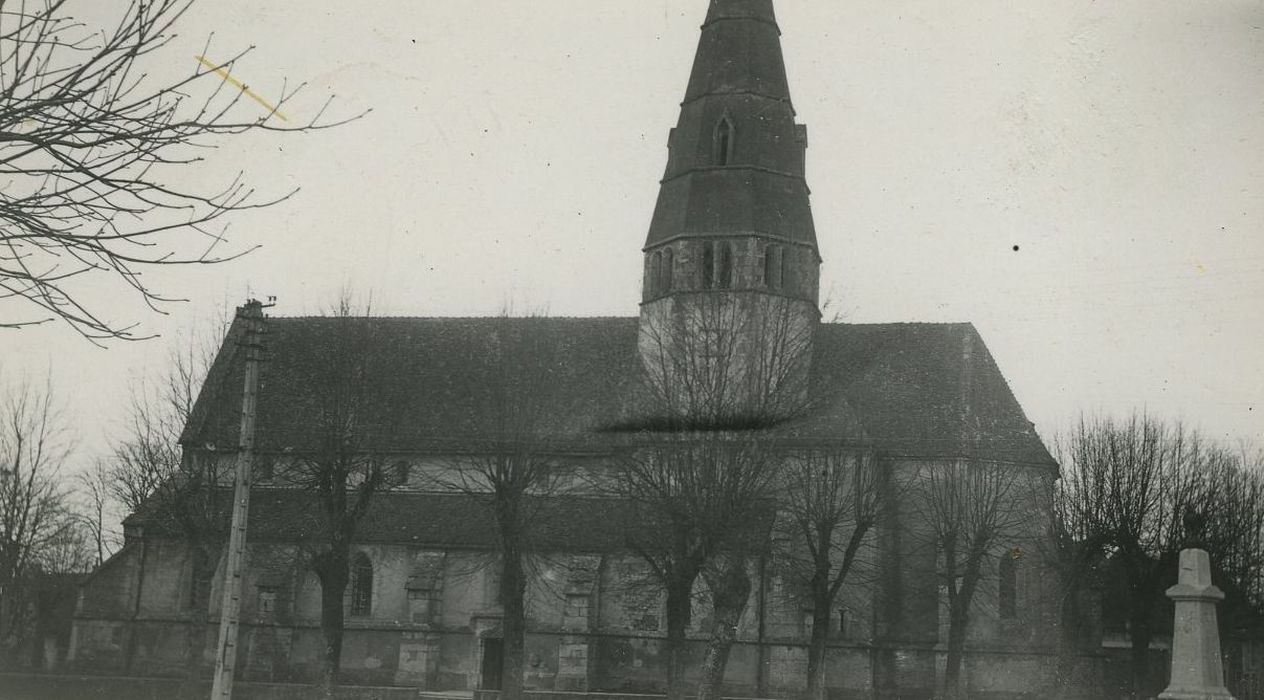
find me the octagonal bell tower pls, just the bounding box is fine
[638,0,821,427]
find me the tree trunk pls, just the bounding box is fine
[943,571,980,700]
[805,596,832,700]
[697,560,751,700]
[314,550,350,700]
[1127,604,1154,700]
[1120,555,1159,700]
[1054,568,1089,699]
[943,604,969,699]
[664,575,695,700]
[500,546,527,700]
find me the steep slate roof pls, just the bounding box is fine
[688,0,788,103]
[182,316,1054,468]
[644,0,817,251]
[789,323,1055,465]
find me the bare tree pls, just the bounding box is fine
[619,290,816,700]
[615,434,777,700]
[432,315,572,700]
[1057,414,1264,697]
[1042,470,1109,695]
[775,447,883,700]
[0,0,354,341]
[636,293,815,430]
[104,323,226,692]
[1056,414,1209,697]
[75,459,120,567]
[23,513,93,670]
[0,371,73,657]
[912,460,1029,699]
[286,299,401,697]
[1189,444,1264,630]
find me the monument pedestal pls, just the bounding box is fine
[1158,549,1235,700]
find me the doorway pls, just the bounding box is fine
[480,638,504,690]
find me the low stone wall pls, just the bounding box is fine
[0,673,419,700]
[471,692,787,700]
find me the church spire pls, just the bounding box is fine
[642,0,820,302]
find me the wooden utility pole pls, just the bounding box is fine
[211,299,268,700]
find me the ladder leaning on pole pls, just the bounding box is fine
[210,299,269,700]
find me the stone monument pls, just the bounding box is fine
[1158,548,1236,700]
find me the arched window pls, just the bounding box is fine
[717,243,734,289]
[350,552,373,617]
[999,553,1018,619]
[702,241,716,288]
[661,247,674,293]
[651,251,663,296]
[715,118,734,166]
[765,245,783,290]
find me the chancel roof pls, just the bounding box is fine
[182,316,1055,467]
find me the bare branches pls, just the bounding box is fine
[612,432,778,700]
[1053,413,1264,696]
[769,447,883,699]
[635,293,815,430]
[910,460,1030,698]
[0,0,359,341]
[0,370,83,650]
[74,459,119,567]
[777,449,882,595]
[106,321,223,530]
[0,371,73,580]
[281,298,400,694]
[429,313,580,700]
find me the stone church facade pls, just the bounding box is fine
[69,1,1089,697]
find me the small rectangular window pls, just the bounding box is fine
[257,588,277,615]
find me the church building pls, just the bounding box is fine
[69,1,1082,697]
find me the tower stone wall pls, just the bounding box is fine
[638,0,821,424]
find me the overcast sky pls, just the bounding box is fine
[3,0,1263,466]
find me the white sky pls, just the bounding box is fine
[3,0,1263,465]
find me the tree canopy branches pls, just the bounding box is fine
[1055,413,1264,697]
[0,0,357,341]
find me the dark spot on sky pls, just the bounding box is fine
[1012,245,1020,252]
